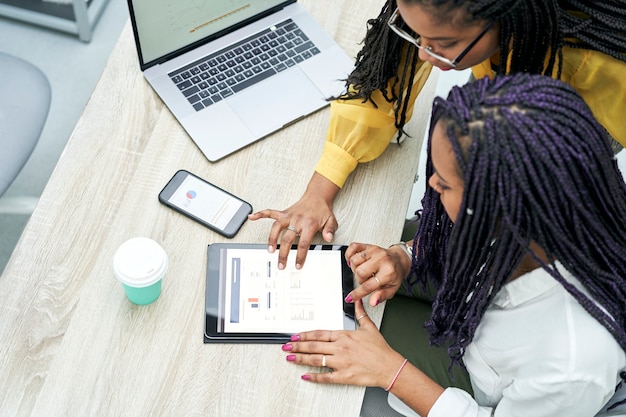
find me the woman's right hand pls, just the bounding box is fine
[344,242,412,307]
[248,173,340,270]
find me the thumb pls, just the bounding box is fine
[355,299,372,327]
[322,216,338,242]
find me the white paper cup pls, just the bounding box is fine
[113,237,168,305]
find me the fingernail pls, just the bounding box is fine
[375,299,380,306]
[347,260,351,267]
[268,245,275,253]
[278,262,284,270]
[345,294,353,303]
[290,334,300,342]
[286,354,296,362]
[301,374,311,381]
[295,263,302,270]
[282,344,292,351]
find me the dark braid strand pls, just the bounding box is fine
[559,0,626,63]
[411,74,626,366]
[338,1,421,140]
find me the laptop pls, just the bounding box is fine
[127,0,354,162]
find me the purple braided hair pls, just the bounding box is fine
[409,73,626,366]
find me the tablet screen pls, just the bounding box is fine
[205,243,355,343]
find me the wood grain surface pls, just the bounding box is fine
[0,1,438,416]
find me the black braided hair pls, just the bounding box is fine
[410,73,626,366]
[337,2,420,139]
[559,0,626,62]
[339,0,626,140]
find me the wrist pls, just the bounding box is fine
[385,358,409,392]
[390,241,413,261]
[305,172,340,205]
[389,242,413,280]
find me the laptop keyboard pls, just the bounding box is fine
[168,19,321,112]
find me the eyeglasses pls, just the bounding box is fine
[387,7,493,68]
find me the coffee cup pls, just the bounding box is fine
[113,237,168,305]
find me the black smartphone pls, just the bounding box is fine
[158,170,252,238]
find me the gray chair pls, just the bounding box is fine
[0,52,51,213]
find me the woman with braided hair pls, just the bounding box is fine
[281,74,626,416]
[249,0,626,271]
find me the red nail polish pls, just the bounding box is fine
[290,334,300,342]
[286,354,296,362]
[282,344,292,351]
[301,374,311,381]
[345,294,353,303]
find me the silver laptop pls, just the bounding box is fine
[127,0,354,161]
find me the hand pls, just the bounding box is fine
[344,242,411,307]
[248,173,340,270]
[282,300,406,388]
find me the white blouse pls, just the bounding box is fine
[428,264,626,417]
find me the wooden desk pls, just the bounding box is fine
[0,1,438,415]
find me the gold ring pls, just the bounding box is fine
[374,276,382,286]
[356,314,366,323]
[286,225,297,233]
[322,355,327,367]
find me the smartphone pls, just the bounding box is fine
[158,170,252,238]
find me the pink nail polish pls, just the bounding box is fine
[286,354,296,362]
[347,260,351,267]
[290,334,300,342]
[301,374,311,381]
[345,294,353,303]
[282,344,292,351]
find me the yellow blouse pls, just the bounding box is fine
[316,47,626,188]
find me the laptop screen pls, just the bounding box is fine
[129,0,291,68]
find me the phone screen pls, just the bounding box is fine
[159,170,252,237]
[168,175,244,230]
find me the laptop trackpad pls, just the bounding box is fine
[227,69,325,136]
[184,101,256,162]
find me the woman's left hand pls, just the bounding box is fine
[344,242,410,307]
[282,300,406,388]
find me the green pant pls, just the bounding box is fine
[379,293,474,394]
[385,217,473,393]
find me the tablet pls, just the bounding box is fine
[204,243,355,343]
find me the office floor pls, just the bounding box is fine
[0,0,128,275]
